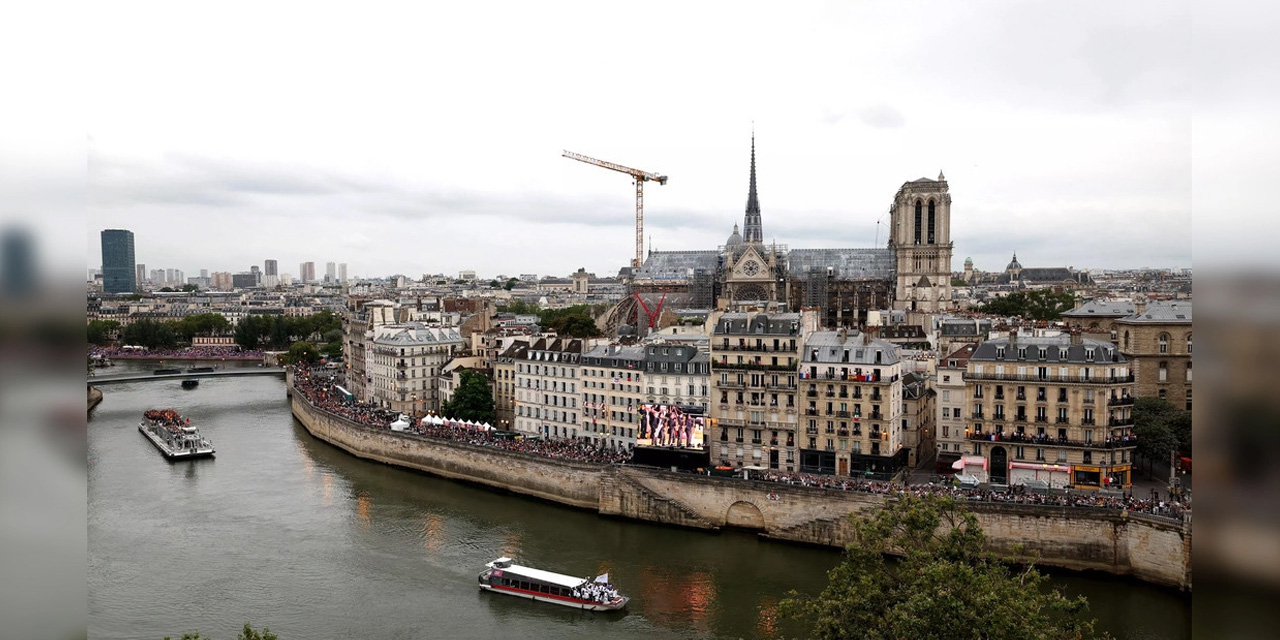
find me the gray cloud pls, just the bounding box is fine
[856,105,906,129]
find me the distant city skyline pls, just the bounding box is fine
[87,3,1193,280]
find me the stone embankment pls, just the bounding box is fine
[289,385,1191,590]
[88,386,103,413]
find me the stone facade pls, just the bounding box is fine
[1115,301,1192,409]
[288,381,1191,590]
[513,336,584,439]
[579,344,646,450]
[965,331,1137,489]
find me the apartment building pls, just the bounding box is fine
[513,336,584,439]
[799,330,906,479]
[580,344,646,450]
[710,312,807,472]
[964,330,1136,489]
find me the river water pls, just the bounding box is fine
[88,369,1189,639]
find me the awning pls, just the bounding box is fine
[952,455,987,471]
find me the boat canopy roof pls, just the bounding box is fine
[489,560,586,589]
[182,426,198,433]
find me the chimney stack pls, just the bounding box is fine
[839,327,847,343]
[1008,327,1017,346]
[1070,327,1083,345]
[1134,299,1147,315]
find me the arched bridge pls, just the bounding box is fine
[88,368,287,386]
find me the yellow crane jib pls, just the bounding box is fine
[562,150,668,269]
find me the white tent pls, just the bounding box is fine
[431,415,445,426]
[389,415,411,432]
[481,422,494,431]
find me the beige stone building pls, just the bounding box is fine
[890,173,954,313]
[800,330,907,479]
[370,323,464,416]
[964,331,1136,490]
[902,372,936,469]
[513,336,584,440]
[579,344,646,450]
[710,312,810,471]
[343,299,399,404]
[935,343,977,473]
[1115,301,1192,410]
[492,339,529,431]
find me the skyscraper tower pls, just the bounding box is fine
[100,229,136,293]
[264,259,278,276]
[742,133,763,244]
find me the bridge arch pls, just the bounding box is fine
[725,500,765,530]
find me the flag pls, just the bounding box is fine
[594,573,609,584]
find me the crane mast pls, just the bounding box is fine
[563,150,668,270]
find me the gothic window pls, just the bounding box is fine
[927,200,936,244]
[1159,361,1168,382]
[1186,333,1192,354]
[1158,333,1169,354]
[1123,331,1131,351]
[914,200,922,245]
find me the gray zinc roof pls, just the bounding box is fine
[633,251,721,281]
[1121,301,1192,323]
[970,334,1126,364]
[1063,300,1136,318]
[786,248,894,280]
[803,330,901,365]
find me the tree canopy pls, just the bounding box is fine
[1133,396,1192,461]
[440,369,496,425]
[164,622,277,640]
[122,318,178,349]
[87,319,120,345]
[977,289,1076,321]
[780,494,1107,640]
[233,311,342,351]
[285,341,320,365]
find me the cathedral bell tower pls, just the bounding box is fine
[890,171,954,313]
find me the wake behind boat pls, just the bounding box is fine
[478,558,628,612]
[139,409,214,460]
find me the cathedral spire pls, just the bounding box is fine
[743,130,763,244]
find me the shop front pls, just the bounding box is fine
[1008,462,1071,489]
[1106,464,1131,489]
[1071,465,1103,490]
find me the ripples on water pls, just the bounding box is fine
[88,376,1188,639]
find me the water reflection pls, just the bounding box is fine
[421,513,445,553]
[355,494,371,528]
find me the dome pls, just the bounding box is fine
[1006,253,1022,271]
[726,223,742,246]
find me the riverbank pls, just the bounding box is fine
[88,386,103,413]
[287,378,1191,591]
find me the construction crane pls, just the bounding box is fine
[562,150,667,270]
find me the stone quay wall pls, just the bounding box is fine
[289,385,1191,590]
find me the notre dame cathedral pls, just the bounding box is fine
[630,135,954,328]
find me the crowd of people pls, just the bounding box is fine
[291,365,1188,522]
[752,469,1190,521]
[292,366,632,465]
[572,581,621,605]
[90,345,265,360]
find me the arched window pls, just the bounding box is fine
[927,200,936,244]
[1158,333,1169,354]
[1159,361,1168,382]
[1123,331,1130,351]
[1186,333,1192,354]
[1186,361,1192,382]
[913,200,923,244]
[1185,389,1192,411]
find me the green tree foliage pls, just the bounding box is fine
[285,341,320,365]
[1133,396,1192,459]
[504,277,518,291]
[182,283,199,292]
[172,313,232,342]
[501,299,540,315]
[540,305,602,338]
[489,279,501,288]
[87,319,121,345]
[233,311,344,351]
[951,277,968,287]
[780,494,1107,640]
[440,369,496,424]
[978,290,1076,321]
[122,319,178,349]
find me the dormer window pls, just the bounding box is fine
[1018,347,1027,360]
[1086,349,1096,361]
[996,347,1005,359]
[1038,348,1047,360]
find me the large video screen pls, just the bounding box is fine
[638,404,705,449]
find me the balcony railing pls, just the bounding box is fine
[1108,396,1136,406]
[835,410,851,418]
[966,431,1139,449]
[968,372,1135,384]
[718,344,796,353]
[806,390,818,397]
[805,408,819,416]
[1109,417,1134,427]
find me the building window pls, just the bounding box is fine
[1159,361,1168,382]
[914,199,923,244]
[1159,389,1166,400]
[1186,362,1192,382]
[1186,389,1192,411]
[1159,333,1169,354]
[1186,333,1192,354]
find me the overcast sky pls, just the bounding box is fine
[82,1,1200,281]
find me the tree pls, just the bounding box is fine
[977,290,1075,321]
[235,316,261,350]
[181,283,199,292]
[286,341,320,365]
[122,319,178,349]
[87,319,120,345]
[780,494,1107,640]
[504,277,518,291]
[440,369,496,424]
[1133,397,1192,475]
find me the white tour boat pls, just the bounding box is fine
[139,410,215,460]
[478,557,629,612]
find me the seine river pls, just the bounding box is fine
[88,367,1189,639]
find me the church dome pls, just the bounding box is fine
[726,223,743,246]
[1006,253,1022,271]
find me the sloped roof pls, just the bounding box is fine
[1121,301,1192,323]
[786,248,894,280]
[633,251,721,281]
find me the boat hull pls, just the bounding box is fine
[138,424,215,460]
[478,583,628,612]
